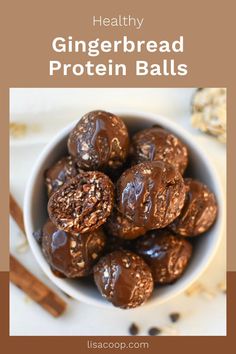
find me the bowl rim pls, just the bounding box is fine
[23,110,225,310]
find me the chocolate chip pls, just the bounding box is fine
[169,312,180,323]
[129,323,139,335]
[148,327,161,336]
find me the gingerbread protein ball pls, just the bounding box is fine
[116,161,186,230]
[67,110,129,171]
[169,178,218,236]
[45,156,79,197]
[105,208,146,240]
[134,230,192,284]
[93,250,154,309]
[42,219,106,278]
[131,127,188,174]
[48,171,114,234]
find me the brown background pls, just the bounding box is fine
[0,0,235,350]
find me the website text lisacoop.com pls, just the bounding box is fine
[49,36,188,77]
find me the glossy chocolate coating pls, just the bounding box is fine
[48,171,114,234]
[45,156,79,197]
[134,230,192,284]
[68,110,129,171]
[42,219,106,278]
[116,161,186,230]
[170,178,218,236]
[105,208,146,240]
[93,250,154,309]
[131,127,188,175]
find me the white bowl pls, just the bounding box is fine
[24,111,224,309]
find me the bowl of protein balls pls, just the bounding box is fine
[24,110,224,309]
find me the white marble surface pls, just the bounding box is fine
[10,88,226,336]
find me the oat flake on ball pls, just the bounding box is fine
[68,110,129,171]
[48,171,114,234]
[93,250,154,309]
[116,161,186,230]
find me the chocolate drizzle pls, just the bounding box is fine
[134,229,192,284]
[116,161,186,229]
[45,156,78,196]
[170,178,217,236]
[68,110,129,171]
[93,250,154,309]
[131,127,188,174]
[42,219,106,278]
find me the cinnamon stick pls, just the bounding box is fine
[10,193,67,317]
[10,194,25,234]
[10,255,67,317]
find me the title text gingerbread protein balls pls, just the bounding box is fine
[48,171,114,234]
[45,156,79,197]
[68,110,129,171]
[131,127,188,174]
[134,230,192,284]
[93,250,154,309]
[116,161,186,229]
[42,219,106,278]
[170,178,217,236]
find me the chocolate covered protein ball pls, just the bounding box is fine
[116,161,186,230]
[169,178,217,236]
[45,156,79,197]
[48,171,114,234]
[134,230,192,284]
[42,219,106,278]
[105,208,146,240]
[93,250,154,309]
[68,110,129,171]
[131,127,188,174]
